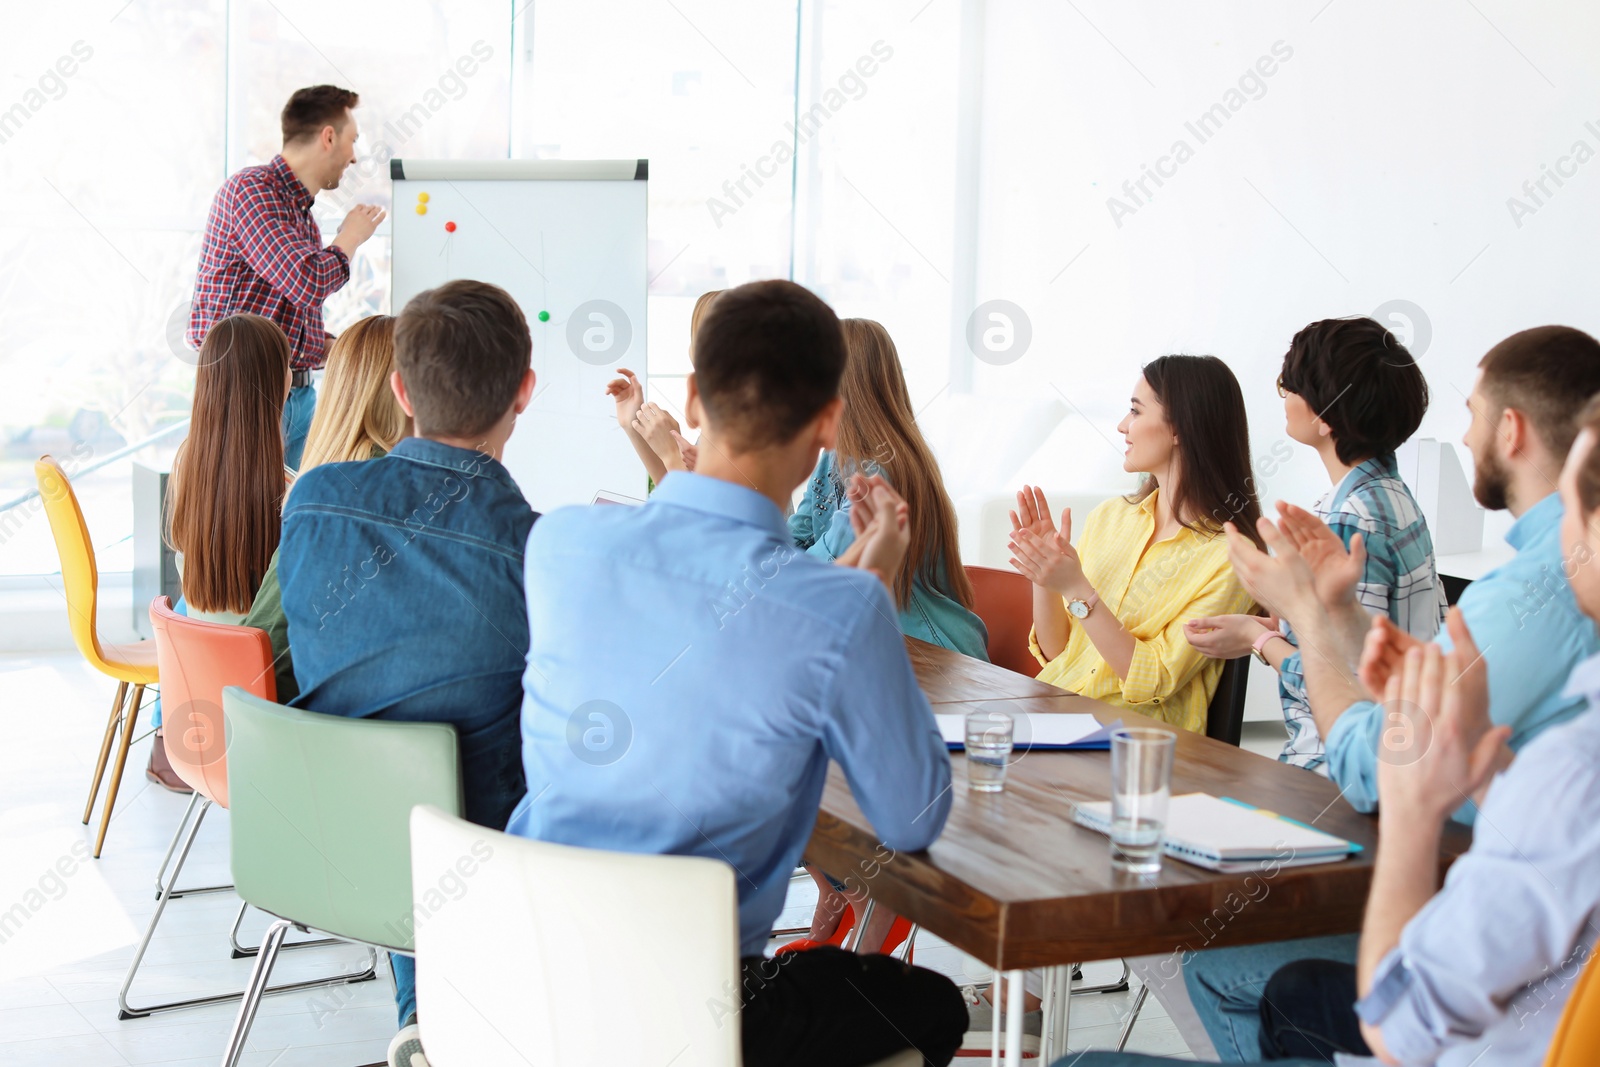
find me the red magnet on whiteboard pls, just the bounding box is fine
[444,221,457,233]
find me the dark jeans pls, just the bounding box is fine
[1259,958,1372,1060]
[740,947,966,1067]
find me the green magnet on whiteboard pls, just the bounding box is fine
[537,310,551,322]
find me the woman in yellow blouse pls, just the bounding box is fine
[1009,354,1263,733]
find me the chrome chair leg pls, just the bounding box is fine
[120,804,376,1020]
[229,898,339,959]
[1072,957,1131,995]
[219,922,379,1066]
[150,791,233,900]
[1116,983,1150,1051]
[221,919,290,1067]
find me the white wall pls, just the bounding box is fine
[948,0,1600,511]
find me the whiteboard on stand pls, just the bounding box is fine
[390,158,649,513]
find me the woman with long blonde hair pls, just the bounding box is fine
[242,314,409,701]
[791,317,987,657]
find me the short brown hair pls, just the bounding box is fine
[395,280,531,439]
[692,280,845,450]
[1478,326,1600,462]
[281,85,359,145]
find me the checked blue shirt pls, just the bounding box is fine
[1275,453,1448,772]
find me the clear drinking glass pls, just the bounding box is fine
[964,710,1015,792]
[1109,727,1176,874]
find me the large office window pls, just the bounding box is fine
[1,0,979,577]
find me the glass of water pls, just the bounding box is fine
[1109,727,1176,874]
[965,710,1015,792]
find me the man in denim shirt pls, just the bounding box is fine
[277,280,537,1061]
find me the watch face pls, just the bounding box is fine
[1068,599,1089,618]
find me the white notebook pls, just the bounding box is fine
[1072,792,1360,872]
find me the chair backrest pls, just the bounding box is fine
[965,565,1039,677]
[148,596,275,808]
[222,687,462,950]
[1545,940,1600,1066]
[1205,655,1250,746]
[409,805,742,1067]
[34,456,107,669]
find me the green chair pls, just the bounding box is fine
[218,687,463,1067]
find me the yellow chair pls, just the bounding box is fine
[1545,939,1600,1065]
[35,455,160,857]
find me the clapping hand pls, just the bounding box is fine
[1275,502,1366,611]
[836,474,909,587]
[605,368,644,432]
[1377,608,1509,824]
[1223,516,1320,623]
[1359,614,1428,696]
[1186,614,1275,659]
[669,430,698,471]
[632,403,684,468]
[1008,486,1088,597]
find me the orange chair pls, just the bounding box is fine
[35,456,160,857]
[1546,939,1600,1065]
[118,597,370,1019]
[965,565,1040,677]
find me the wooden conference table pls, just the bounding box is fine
[804,638,1475,1064]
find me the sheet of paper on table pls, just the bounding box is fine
[937,712,1118,751]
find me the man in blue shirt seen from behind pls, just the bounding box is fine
[506,280,965,1067]
[276,279,538,1066]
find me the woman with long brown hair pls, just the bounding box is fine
[242,314,409,702]
[147,314,290,789]
[791,317,987,658]
[166,313,292,622]
[1009,354,1260,733]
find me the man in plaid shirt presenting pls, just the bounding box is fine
[188,85,385,469]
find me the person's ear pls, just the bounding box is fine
[511,368,536,415]
[684,373,702,430]
[813,396,844,451]
[1499,406,1526,460]
[390,370,415,418]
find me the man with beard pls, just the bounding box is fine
[1175,325,1600,1061]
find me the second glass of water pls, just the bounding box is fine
[1110,727,1176,874]
[965,710,1015,792]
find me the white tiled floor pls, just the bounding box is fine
[0,651,1288,1064]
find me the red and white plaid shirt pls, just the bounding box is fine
[188,154,350,370]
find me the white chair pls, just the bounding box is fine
[408,806,923,1067]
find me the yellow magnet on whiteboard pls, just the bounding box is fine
[417,192,430,204]
[415,203,427,215]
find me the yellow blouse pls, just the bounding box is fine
[1028,489,1253,734]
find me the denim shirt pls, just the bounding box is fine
[789,451,990,660]
[277,437,538,830]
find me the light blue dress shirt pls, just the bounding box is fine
[1325,492,1598,819]
[1348,653,1600,1067]
[504,471,954,958]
